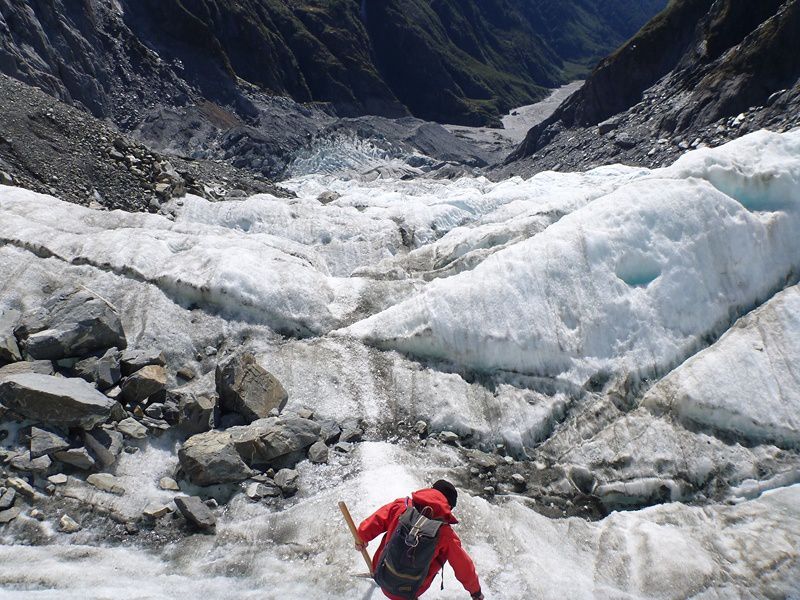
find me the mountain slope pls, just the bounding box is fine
[0,0,667,127]
[504,0,800,173]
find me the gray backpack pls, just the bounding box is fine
[374,502,444,599]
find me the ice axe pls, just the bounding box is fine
[338,500,374,576]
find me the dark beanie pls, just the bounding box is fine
[432,480,458,508]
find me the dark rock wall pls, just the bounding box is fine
[510,0,800,161]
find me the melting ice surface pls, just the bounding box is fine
[1,131,800,597]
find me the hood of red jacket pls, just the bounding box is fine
[411,488,458,524]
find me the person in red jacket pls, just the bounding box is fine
[356,480,484,600]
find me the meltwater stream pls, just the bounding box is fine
[1,130,800,598]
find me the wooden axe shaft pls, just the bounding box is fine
[339,501,374,576]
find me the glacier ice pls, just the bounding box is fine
[1,130,800,598]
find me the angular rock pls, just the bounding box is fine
[511,474,527,490]
[0,309,22,363]
[295,408,314,420]
[159,477,180,491]
[318,419,341,444]
[87,473,125,495]
[83,428,123,467]
[245,481,278,501]
[0,360,55,380]
[334,441,354,453]
[54,447,96,470]
[260,417,321,463]
[10,451,51,473]
[0,506,20,524]
[120,348,166,376]
[439,431,460,445]
[47,473,68,485]
[0,373,116,428]
[30,426,70,458]
[0,487,15,510]
[274,468,299,497]
[7,477,35,498]
[120,365,167,404]
[142,502,172,519]
[175,495,216,530]
[144,403,164,419]
[109,401,126,421]
[169,390,216,435]
[307,441,328,464]
[216,352,288,423]
[15,288,127,360]
[73,348,122,390]
[340,418,363,443]
[59,514,81,533]
[116,417,148,440]
[178,430,253,486]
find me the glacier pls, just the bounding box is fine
[1,130,800,598]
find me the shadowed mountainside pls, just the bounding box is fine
[0,0,667,127]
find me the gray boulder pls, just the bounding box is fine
[0,488,15,510]
[87,473,125,495]
[168,389,216,435]
[10,450,51,473]
[274,468,299,497]
[0,309,22,363]
[0,360,55,380]
[83,428,123,467]
[0,506,20,524]
[30,426,70,458]
[216,353,287,423]
[121,365,167,404]
[318,419,341,444]
[120,348,166,376]
[260,417,320,463]
[14,288,127,360]
[178,430,254,486]
[0,374,116,428]
[54,447,96,470]
[175,495,216,531]
[116,417,148,440]
[307,441,329,464]
[73,348,121,390]
[340,418,364,443]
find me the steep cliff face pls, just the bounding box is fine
[508,0,800,166]
[0,0,667,127]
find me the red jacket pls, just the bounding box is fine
[357,488,481,599]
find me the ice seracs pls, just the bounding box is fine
[341,131,800,385]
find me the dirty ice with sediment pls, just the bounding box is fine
[1,129,800,598]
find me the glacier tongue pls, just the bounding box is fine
[1,130,800,598]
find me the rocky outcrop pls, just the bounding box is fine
[0,373,116,428]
